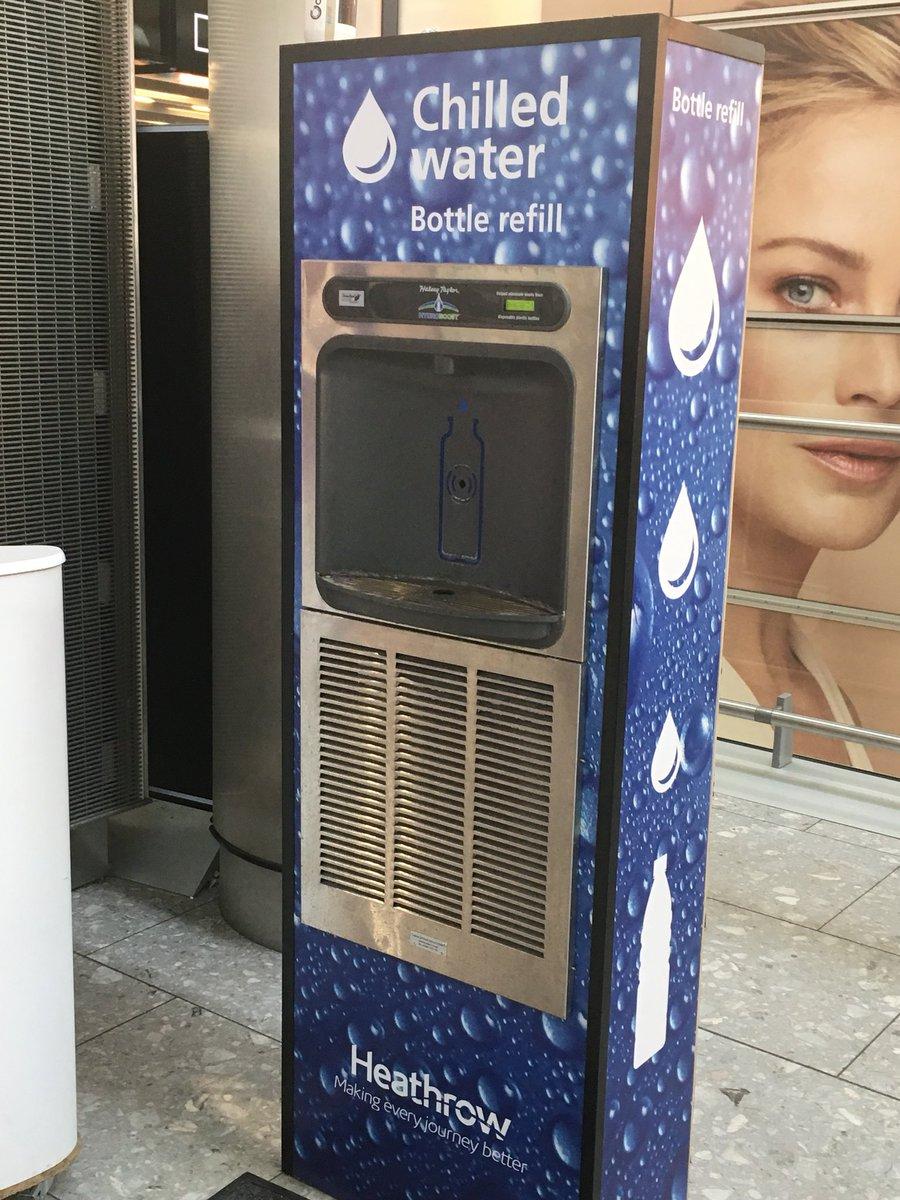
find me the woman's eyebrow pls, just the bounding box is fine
[756,237,867,270]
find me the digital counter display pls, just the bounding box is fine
[505,298,536,313]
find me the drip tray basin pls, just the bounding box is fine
[319,572,562,643]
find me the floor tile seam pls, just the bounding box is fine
[837,1011,900,1078]
[802,826,900,859]
[715,797,820,829]
[703,896,900,958]
[698,1014,895,1082]
[713,812,900,872]
[76,994,181,1050]
[817,863,900,933]
[73,892,219,956]
[74,947,182,1005]
[79,952,284,1046]
[75,983,175,1046]
[697,1025,900,1106]
[712,805,815,835]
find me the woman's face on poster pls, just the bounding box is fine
[734,102,900,564]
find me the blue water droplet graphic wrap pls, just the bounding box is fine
[600,42,761,1200]
[287,32,761,1200]
[290,37,638,1200]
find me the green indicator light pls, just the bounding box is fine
[505,298,536,313]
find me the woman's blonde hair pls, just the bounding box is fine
[748,16,900,140]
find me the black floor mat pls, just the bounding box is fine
[207,1175,302,1200]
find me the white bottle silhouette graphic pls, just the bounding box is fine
[633,854,673,1069]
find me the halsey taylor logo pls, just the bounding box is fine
[418,283,460,320]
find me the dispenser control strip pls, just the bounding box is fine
[323,275,570,331]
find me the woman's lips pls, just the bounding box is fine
[801,437,900,485]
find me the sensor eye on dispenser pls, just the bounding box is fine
[446,464,476,502]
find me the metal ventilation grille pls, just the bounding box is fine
[318,639,387,901]
[472,673,553,956]
[0,1,144,824]
[301,612,581,1016]
[394,654,467,928]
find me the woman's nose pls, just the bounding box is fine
[836,333,900,410]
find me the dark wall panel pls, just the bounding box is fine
[137,128,212,803]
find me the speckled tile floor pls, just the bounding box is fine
[39,795,899,1200]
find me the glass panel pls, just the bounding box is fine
[134,0,164,66]
[744,15,900,319]
[674,0,839,18]
[719,608,900,778]
[731,328,900,609]
[545,0,669,14]
[398,0,541,33]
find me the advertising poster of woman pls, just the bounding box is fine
[716,15,900,776]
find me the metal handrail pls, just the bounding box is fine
[726,588,900,634]
[719,698,900,755]
[737,413,900,441]
[746,311,900,334]
[693,1,900,31]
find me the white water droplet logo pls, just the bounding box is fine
[651,711,683,794]
[342,89,397,184]
[658,482,699,600]
[668,217,720,377]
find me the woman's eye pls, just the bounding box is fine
[776,276,835,310]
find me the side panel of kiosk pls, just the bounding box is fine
[590,36,763,1200]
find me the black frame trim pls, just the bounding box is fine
[578,23,667,1200]
[279,37,298,1175]
[282,13,763,67]
[380,0,400,37]
[280,11,764,1186]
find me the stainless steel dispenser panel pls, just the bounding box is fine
[300,259,604,664]
[300,610,582,1017]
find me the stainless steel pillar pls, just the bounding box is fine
[209,1,305,948]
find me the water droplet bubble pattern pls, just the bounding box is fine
[601,41,761,1199]
[287,31,761,1200]
[291,38,639,1200]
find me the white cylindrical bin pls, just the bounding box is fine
[0,547,78,1196]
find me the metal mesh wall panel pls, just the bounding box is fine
[0,1,144,823]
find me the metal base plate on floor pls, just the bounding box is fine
[108,799,218,898]
[207,1176,299,1200]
